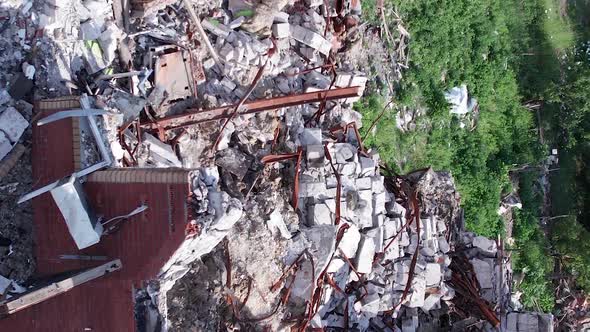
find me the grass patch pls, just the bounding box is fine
[542,0,575,51]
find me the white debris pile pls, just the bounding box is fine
[278,135,459,330]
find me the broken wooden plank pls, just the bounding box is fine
[0,259,122,317]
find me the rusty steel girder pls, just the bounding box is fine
[140,86,362,131]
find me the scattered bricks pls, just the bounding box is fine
[201,19,231,38]
[373,191,387,215]
[272,23,290,39]
[308,203,332,226]
[333,143,355,163]
[383,217,399,239]
[425,263,442,286]
[338,223,361,257]
[354,234,376,274]
[383,238,400,261]
[0,107,28,143]
[359,156,376,176]
[274,12,289,23]
[355,189,374,228]
[291,25,332,55]
[300,128,322,146]
[306,144,325,168]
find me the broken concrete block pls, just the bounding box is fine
[219,44,235,62]
[0,107,28,143]
[215,148,251,180]
[308,203,332,226]
[425,263,442,286]
[0,132,13,161]
[338,223,360,257]
[326,257,346,273]
[340,162,357,177]
[359,157,375,176]
[334,72,353,87]
[306,144,325,168]
[229,16,246,29]
[274,11,289,23]
[407,276,426,308]
[333,143,356,163]
[299,181,327,198]
[471,258,493,289]
[365,226,384,253]
[421,293,442,312]
[473,235,497,255]
[220,77,237,92]
[354,235,376,274]
[401,316,419,332]
[355,177,372,190]
[438,236,450,253]
[272,23,290,39]
[291,25,332,55]
[300,128,322,146]
[143,133,182,167]
[371,176,385,194]
[201,19,231,38]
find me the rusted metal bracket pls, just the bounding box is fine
[140,86,362,131]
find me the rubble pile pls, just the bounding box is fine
[0,0,559,330]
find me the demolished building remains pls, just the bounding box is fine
[0,0,555,330]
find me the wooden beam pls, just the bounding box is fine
[0,259,122,317]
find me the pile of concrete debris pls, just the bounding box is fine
[0,0,557,330]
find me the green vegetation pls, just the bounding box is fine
[357,0,590,312]
[357,0,544,237]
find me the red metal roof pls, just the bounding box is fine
[0,97,190,331]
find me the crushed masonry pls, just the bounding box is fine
[0,0,555,331]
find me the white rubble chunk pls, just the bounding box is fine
[274,12,290,23]
[355,177,372,190]
[0,275,12,294]
[354,235,376,274]
[327,257,346,273]
[306,144,325,167]
[407,276,426,308]
[272,23,290,39]
[421,293,442,312]
[0,107,28,143]
[219,43,235,62]
[338,223,360,258]
[267,208,291,239]
[309,203,332,226]
[335,72,353,87]
[201,19,231,38]
[143,133,181,167]
[365,226,384,253]
[425,263,442,286]
[291,25,332,55]
[438,236,450,253]
[371,176,385,194]
[333,143,356,163]
[472,235,497,254]
[299,181,327,198]
[229,16,245,29]
[340,162,357,177]
[220,77,237,92]
[360,292,380,316]
[21,62,35,80]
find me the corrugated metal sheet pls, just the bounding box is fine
[0,98,190,331]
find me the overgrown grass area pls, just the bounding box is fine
[355,0,575,311]
[357,0,545,237]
